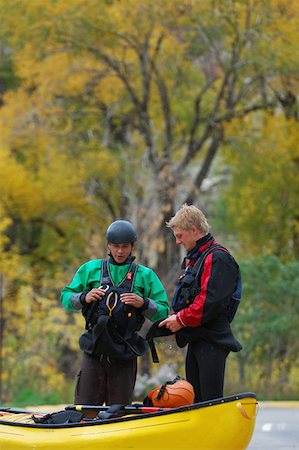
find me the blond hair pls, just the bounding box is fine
[166,204,210,233]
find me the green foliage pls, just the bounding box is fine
[12,389,66,408]
[230,254,299,398]
[218,114,299,258]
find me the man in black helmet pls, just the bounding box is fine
[61,220,169,406]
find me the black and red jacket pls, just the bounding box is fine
[174,233,242,352]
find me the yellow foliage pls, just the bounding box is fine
[0,148,42,220]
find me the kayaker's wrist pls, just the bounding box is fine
[176,313,186,327]
[140,297,149,311]
[80,292,87,306]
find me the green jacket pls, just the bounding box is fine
[61,259,169,322]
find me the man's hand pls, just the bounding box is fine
[159,315,183,332]
[120,292,144,308]
[85,288,107,304]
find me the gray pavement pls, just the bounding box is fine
[248,402,299,450]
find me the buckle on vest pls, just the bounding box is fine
[105,291,118,316]
[99,284,110,292]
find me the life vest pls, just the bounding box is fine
[79,259,147,360]
[82,259,144,334]
[172,244,242,323]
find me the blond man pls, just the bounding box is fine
[159,204,242,402]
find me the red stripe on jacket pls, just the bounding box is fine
[177,253,213,328]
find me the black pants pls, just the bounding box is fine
[75,352,137,405]
[186,339,229,403]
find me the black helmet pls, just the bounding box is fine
[106,220,137,244]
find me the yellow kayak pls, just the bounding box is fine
[0,392,258,450]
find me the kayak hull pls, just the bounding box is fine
[0,392,258,450]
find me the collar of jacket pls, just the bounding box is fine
[108,255,136,266]
[182,233,214,268]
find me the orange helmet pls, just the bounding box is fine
[148,378,195,408]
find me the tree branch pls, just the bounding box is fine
[184,126,224,204]
[211,101,276,123]
[179,78,218,169]
[87,45,159,166]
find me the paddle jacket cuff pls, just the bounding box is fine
[142,298,158,319]
[177,312,187,327]
[140,297,149,311]
[71,292,85,310]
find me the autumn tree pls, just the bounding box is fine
[1,0,298,282]
[1,0,299,402]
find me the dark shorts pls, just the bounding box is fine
[75,352,137,405]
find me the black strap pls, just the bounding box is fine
[111,325,146,357]
[192,243,240,282]
[100,258,111,285]
[96,404,126,420]
[84,299,99,331]
[155,376,185,400]
[101,259,138,291]
[148,339,159,363]
[191,244,228,278]
[32,410,84,424]
[190,244,241,321]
